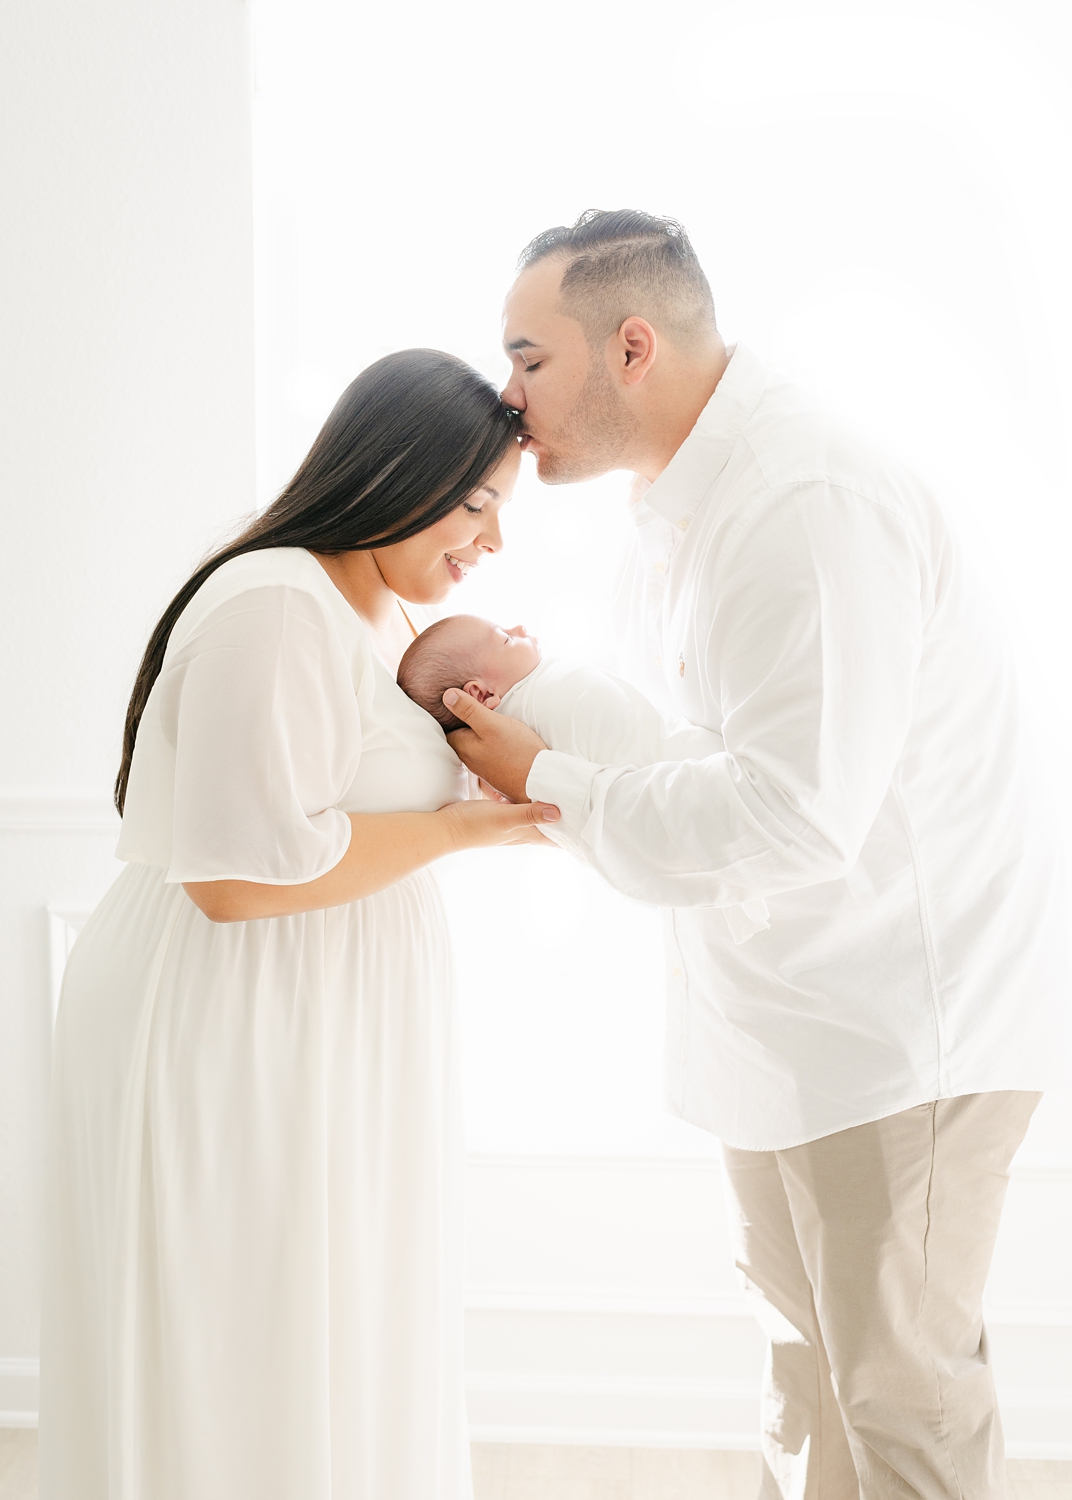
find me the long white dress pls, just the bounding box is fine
[39,548,473,1500]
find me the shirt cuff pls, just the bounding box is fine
[526,748,601,841]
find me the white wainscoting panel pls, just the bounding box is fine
[47,908,92,1026]
[463,1154,1072,1459]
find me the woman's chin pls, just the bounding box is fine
[403,578,452,607]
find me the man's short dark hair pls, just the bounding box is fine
[517,209,717,349]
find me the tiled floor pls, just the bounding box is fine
[2,1429,1070,1498]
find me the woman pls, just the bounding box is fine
[39,350,557,1500]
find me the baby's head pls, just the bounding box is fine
[397,615,541,731]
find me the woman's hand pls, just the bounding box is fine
[183,798,560,922]
[439,796,560,850]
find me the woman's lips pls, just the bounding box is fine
[445,553,475,584]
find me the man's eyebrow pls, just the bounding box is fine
[505,337,538,352]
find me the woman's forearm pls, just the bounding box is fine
[182,798,559,922]
[183,810,457,922]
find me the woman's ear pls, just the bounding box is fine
[462,679,502,710]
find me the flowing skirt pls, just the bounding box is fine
[39,862,470,1500]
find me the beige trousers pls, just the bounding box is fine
[721,1092,1041,1500]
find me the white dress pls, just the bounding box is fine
[39,548,472,1500]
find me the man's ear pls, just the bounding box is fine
[462,679,502,710]
[611,316,657,386]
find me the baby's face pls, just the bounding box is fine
[452,616,541,704]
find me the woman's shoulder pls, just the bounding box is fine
[168,548,369,659]
[196,546,330,602]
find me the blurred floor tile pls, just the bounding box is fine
[0,1431,36,1500]
[1008,1459,1072,1499]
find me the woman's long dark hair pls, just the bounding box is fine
[115,348,520,815]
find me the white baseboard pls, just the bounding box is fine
[5,1329,1070,1457]
[467,1425,763,1450]
[0,1359,38,1429]
[462,1297,1072,1459]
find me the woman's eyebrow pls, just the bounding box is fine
[482,486,499,499]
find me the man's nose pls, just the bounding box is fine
[500,372,526,413]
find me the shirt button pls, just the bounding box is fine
[654,560,667,574]
[677,517,690,531]
[678,655,685,677]
[671,966,683,978]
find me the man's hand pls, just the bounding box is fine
[444,689,549,803]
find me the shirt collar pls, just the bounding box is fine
[641,343,769,529]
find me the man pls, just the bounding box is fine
[445,210,1068,1498]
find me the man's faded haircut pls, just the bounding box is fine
[397,616,487,732]
[516,209,717,350]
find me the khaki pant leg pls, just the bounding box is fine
[776,1091,1040,1500]
[722,1143,860,1500]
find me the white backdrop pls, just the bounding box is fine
[252,0,1072,1160]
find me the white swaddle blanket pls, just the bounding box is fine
[498,658,770,944]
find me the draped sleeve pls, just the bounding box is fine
[118,583,363,885]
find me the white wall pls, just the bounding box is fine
[0,0,256,1420]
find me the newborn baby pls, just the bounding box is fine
[397,614,770,944]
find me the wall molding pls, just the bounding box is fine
[462,1363,1072,1460]
[0,790,117,833]
[466,1288,750,1318]
[464,1284,1072,1328]
[0,1358,38,1430]
[467,1152,1072,1184]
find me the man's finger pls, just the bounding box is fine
[442,688,497,733]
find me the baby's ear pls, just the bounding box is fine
[462,679,501,710]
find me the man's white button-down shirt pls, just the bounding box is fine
[528,344,1068,1150]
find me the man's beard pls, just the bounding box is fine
[534,356,639,485]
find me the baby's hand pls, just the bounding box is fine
[478,778,511,804]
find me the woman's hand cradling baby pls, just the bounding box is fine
[443,689,549,803]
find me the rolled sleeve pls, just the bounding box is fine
[526,748,599,840]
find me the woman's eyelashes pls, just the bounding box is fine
[461,501,484,515]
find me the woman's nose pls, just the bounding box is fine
[477,513,504,553]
